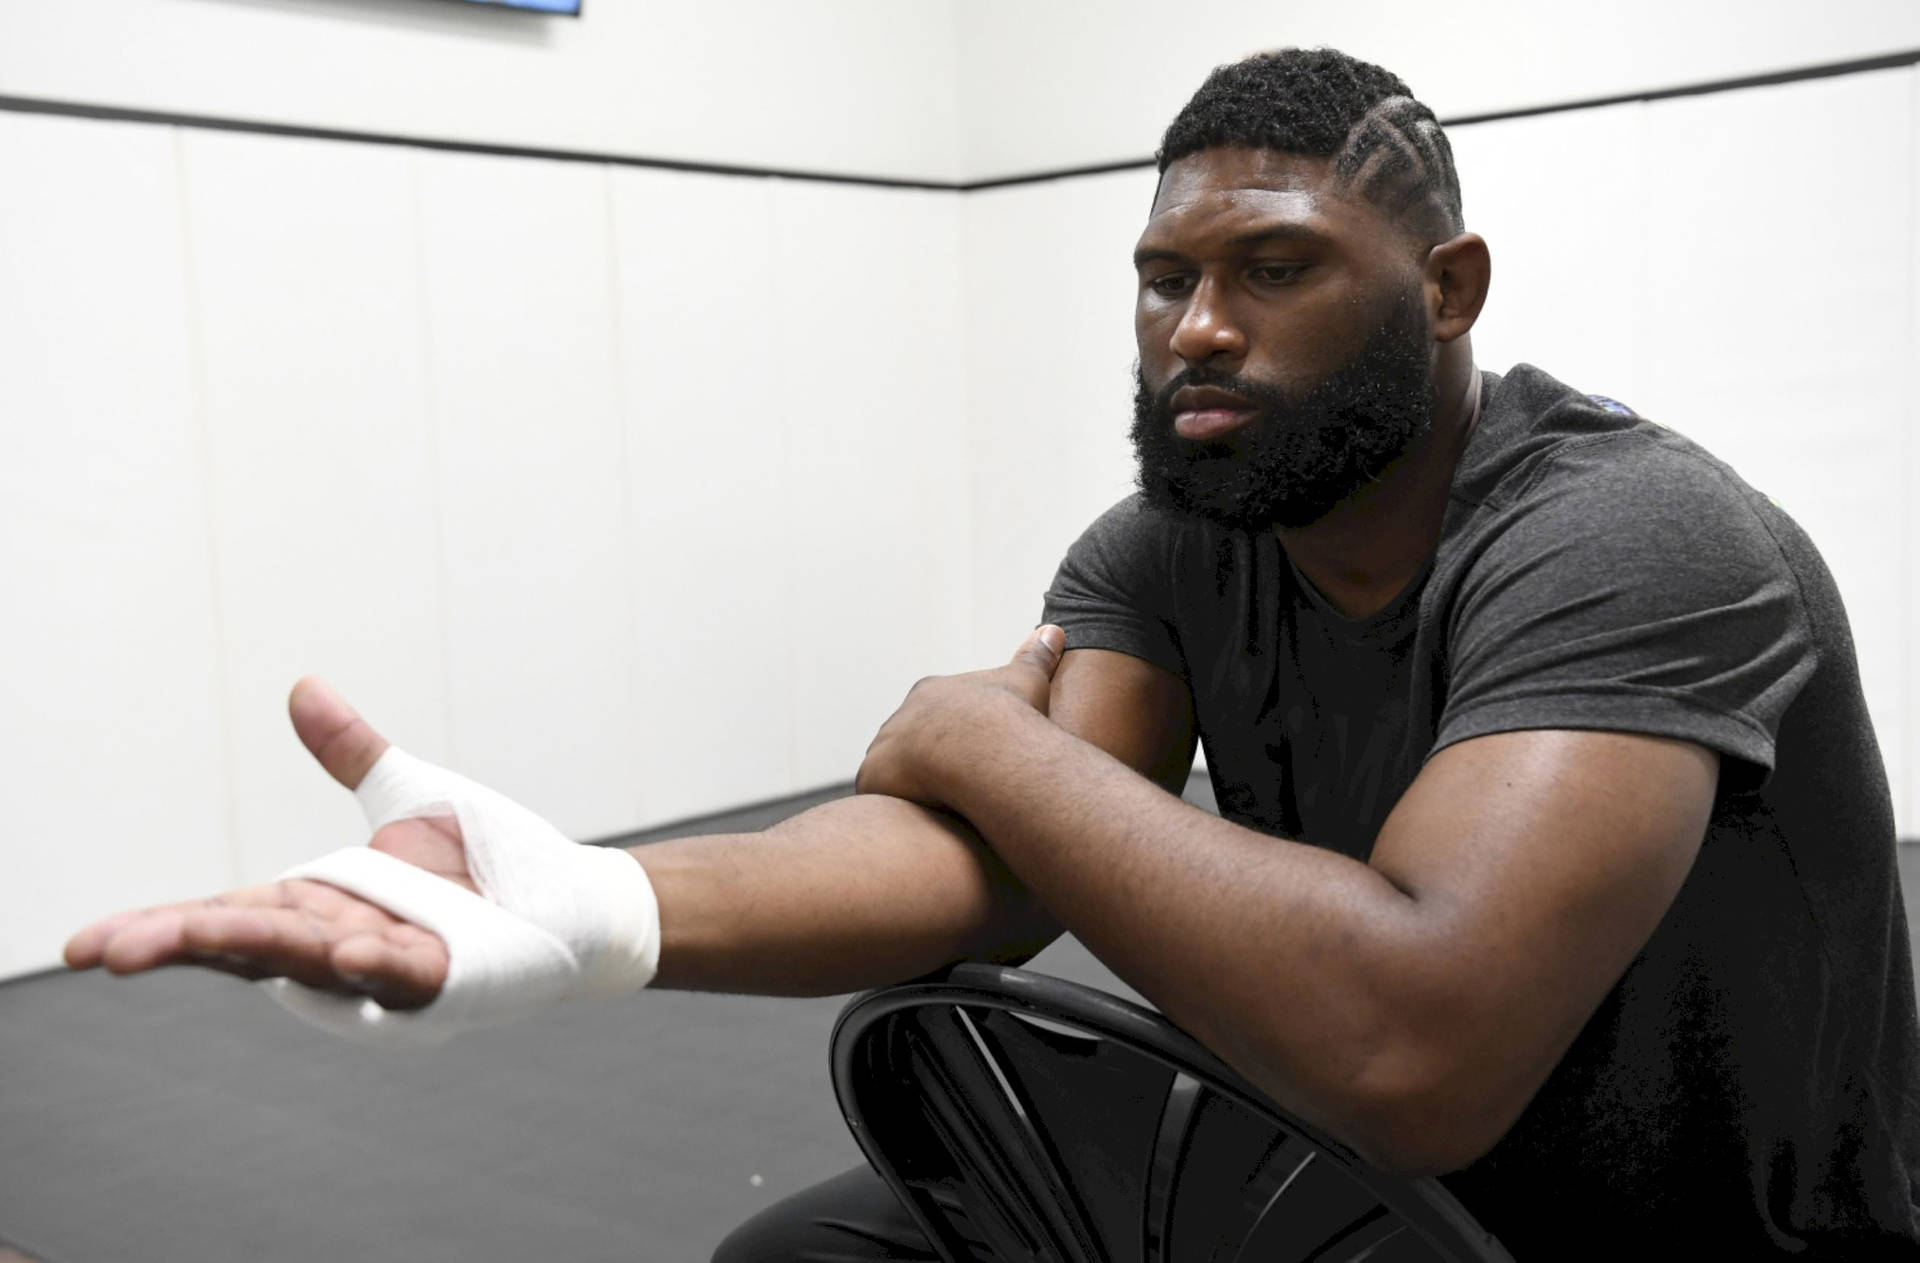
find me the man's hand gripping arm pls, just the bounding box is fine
[858,629,1717,1176]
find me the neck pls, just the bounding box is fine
[1276,350,1481,620]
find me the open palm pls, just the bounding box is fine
[63,679,459,1010]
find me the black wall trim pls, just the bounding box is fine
[1441,46,1920,128]
[965,47,1920,190]
[962,156,1161,192]
[2,47,1917,192]
[0,94,960,191]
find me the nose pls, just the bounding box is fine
[1167,276,1247,366]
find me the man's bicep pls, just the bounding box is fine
[1368,728,1718,1150]
[1048,647,1197,795]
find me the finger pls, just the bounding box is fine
[288,675,391,790]
[66,907,160,968]
[330,930,447,1010]
[95,906,314,982]
[93,908,191,974]
[66,884,307,969]
[174,903,348,990]
[1009,624,1066,677]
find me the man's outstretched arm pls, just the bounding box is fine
[644,644,1195,995]
[858,632,1717,1176]
[65,632,1197,1006]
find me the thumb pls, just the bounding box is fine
[1010,624,1066,678]
[287,676,391,790]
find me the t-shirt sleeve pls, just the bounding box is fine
[1434,435,1818,784]
[1040,495,1188,679]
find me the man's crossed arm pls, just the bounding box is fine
[65,628,1715,1175]
[857,631,1716,1174]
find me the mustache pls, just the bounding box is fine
[1150,366,1295,419]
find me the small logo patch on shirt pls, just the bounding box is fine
[1587,394,1635,416]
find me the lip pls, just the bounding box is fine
[1170,385,1259,442]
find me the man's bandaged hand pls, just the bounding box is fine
[61,677,660,1046]
[268,745,661,1044]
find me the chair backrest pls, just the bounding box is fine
[831,963,1514,1263]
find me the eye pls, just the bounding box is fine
[1145,271,1195,298]
[1249,262,1307,285]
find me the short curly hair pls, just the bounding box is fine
[1158,48,1465,244]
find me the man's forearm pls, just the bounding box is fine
[922,699,1436,1161]
[631,793,1058,996]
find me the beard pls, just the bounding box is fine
[1130,287,1437,532]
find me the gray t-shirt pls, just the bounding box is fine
[1042,364,1920,1256]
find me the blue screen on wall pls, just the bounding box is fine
[455,0,582,13]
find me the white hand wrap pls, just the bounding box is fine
[264,747,661,1045]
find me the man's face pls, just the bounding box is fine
[1130,146,1438,531]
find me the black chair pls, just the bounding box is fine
[831,963,1514,1263]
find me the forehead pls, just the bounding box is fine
[1139,147,1373,251]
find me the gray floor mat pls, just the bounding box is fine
[0,782,1182,1263]
[8,775,1914,1263]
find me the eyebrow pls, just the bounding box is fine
[1132,223,1332,269]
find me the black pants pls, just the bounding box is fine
[711,1164,941,1262]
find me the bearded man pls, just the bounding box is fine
[67,48,1920,1259]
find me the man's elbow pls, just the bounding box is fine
[1330,1053,1531,1177]
[1344,1113,1505,1179]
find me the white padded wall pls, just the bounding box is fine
[962,168,1157,665]
[414,150,642,841]
[181,130,450,883]
[954,0,1920,182]
[0,116,229,977]
[6,59,1919,982]
[0,0,964,184]
[1446,103,1647,399]
[611,167,799,822]
[1910,69,1920,839]
[771,181,973,789]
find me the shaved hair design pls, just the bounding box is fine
[1158,48,1465,244]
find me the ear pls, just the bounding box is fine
[1423,232,1490,343]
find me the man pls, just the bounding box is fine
[66,48,1920,1258]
